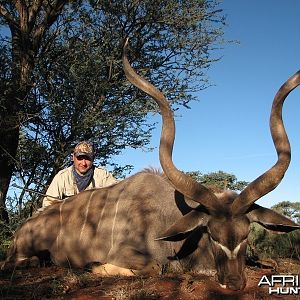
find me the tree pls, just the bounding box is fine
[247,201,300,261]
[186,170,248,192]
[272,201,300,224]
[0,0,70,222]
[0,0,227,221]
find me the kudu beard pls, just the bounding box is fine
[258,274,299,295]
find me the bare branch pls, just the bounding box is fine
[0,4,17,27]
[28,0,43,29]
[32,0,68,48]
[15,0,29,30]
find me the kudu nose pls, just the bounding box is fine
[226,275,246,291]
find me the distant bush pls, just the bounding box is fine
[0,212,28,260]
[248,223,300,261]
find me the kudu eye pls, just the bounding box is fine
[206,228,219,244]
[209,233,219,245]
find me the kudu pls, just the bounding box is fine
[2,43,300,291]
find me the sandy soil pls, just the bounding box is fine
[0,259,299,299]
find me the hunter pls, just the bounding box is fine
[42,141,117,208]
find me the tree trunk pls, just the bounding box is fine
[0,123,19,223]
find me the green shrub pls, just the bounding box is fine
[248,223,300,260]
[0,213,27,260]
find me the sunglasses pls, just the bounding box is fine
[75,155,92,161]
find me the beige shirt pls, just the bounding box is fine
[42,165,117,208]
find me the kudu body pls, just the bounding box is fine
[3,172,212,274]
[2,44,300,290]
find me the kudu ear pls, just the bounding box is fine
[155,210,209,241]
[247,204,300,233]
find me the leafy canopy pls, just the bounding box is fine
[186,170,248,192]
[0,0,227,211]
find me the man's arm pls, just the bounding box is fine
[94,167,118,188]
[42,174,64,208]
[104,170,118,186]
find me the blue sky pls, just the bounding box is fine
[114,1,300,208]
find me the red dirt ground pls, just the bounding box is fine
[0,259,299,299]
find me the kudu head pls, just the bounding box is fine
[123,40,300,290]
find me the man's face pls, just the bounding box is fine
[72,154,93,175]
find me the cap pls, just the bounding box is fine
[73,141,94,160]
